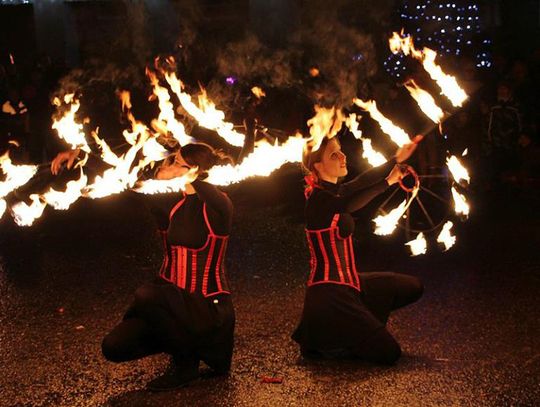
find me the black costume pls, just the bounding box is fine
[292,160,423,364]
[102,179,234,374]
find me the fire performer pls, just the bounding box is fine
[51,142,237,391]
[293,136,423,365]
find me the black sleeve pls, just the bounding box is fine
[191,179,233,221]
[338,158,395,197]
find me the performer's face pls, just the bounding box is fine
[314,138,347,182]
[157,151,193,180]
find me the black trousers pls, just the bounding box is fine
[101,284,233,373]
[354,272,423,364]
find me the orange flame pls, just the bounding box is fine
[353,99,411,147]
[42,170,88,210]
[10,194,47,227]
[446,155,470,184]
[51,95,91,152]
[451,186,470,217]
[0,151,38,198]
[437,221,456,251]
[0,199,6,219]
[389,32,468,107]
[346,114,388,167]
[405,232,427,256]
[306,106,344,152]
[373,188,418,236]
[404,79,445,123]
[251,86,266,99]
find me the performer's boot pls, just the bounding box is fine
[146,355,200,392]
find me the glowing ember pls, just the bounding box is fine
[11,194,47,227]
[353,99,410,147]
[0,152,38,198]
[51,95,91,153]
[404,79,445,123]
[346,114,387,167]
[165,72,244,147]
[437,221,456,251]
[251,86,266,99]
[306,106,344,152]
[2,101,16,115]
[389,32,468,107]
[451,186,470,217]
[42,171,88,210]
[447,155,470,184]
[207,135,305,186]
[406,232,427,256]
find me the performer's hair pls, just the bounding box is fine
[302,136,338,176]
[181,143,232,178]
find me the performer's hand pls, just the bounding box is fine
[385,164,405,185]
[395,135,423,163]
[51,149,80,175]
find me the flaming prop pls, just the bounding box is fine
[306,106,344,152]
[373,187,418,236]
[446,154,470,185]
[164,71,245,147]
[0,152,38,198]
[345,114,387,167]
[389,32,467,107]
[51,95,91,153]
[437,221,456,251]
[42,171,88,210]
[353,99,410,147]
[406,232,427,256]
[451,186,470,217]
[10,194,47,227]
[403,79,445,123]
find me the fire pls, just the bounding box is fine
[353,99,410,147]
[404,79,445,123]
[437,221,456,251]
[42,171,88,210]
[251,86,266,99]
[147,70,192,146]
[406,232,427,256]
[373,187,418,236]
[346,114,387,167]
[306,106,344,152]
[207,135,305,186]
[451,186,470,217]
[10,194,47,227]
[164,72,245,147]
[0,152,38,198]
[389,32,468,107]
[51,95,91,153]
[446,155,470,184]
[2,101,16,115]
[134,171,195,194]
[0,199,6,218]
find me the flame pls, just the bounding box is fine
[119,90,132,112]
[251,86,266,99]
[207,135,305,186]
[0,152,38,198]
[406,232,427,256]
[353,99,410,147]
[306,106,344,152]
[447,155,470,184]
[309,67,320,77]
[451,186,469,217]
[9,53,14,65]
[134,173,193,194]
[164,72,244,147]
[42,171,88,210]
[147,70,192,146]
[373,188,418,236]
[389,32,467,107]
[0,199,6,218]
[10,194,47,227]
[2,101,16,115]
[437,221,456,251]
[51,95,91,153]
[346,114,388,167]
[404,79,444,123]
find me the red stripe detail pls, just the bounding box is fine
[202,204,215,236]
[342,238,353,286]
[306,232,317,285]
[348,236,361,290]
[170,248,177,286]
[329,229,345,283]
[316,231,330,281]
[215,239,226,292]
[168,195,186,221]
[190,250,197,293]
[182,247,188,289]
[202,238,216,296]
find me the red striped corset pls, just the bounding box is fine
[159,198,230,297]
[305,214,361,291]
